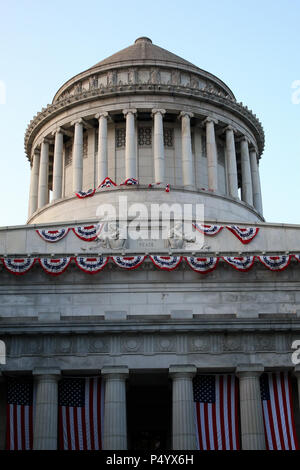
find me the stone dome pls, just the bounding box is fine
[52,37,235,103]
[25,37,265,225]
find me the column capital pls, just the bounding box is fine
[41,137,51,145]
[203,116,218,125]
[71,118,83,126]
[33,367,61,378]
[169,364,197,379]
[152,108,166,117]
[102,365,129,379]
[224,125,236,134]
[236,363,264,378]
[123,108,137,117]
[240,135,250,144]
[179,111,194,119]
[95,111,109,120]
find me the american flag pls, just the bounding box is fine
[260,372,298,450]
[6,377,34,450]
[193,374,239,450]
[58,377,104,450]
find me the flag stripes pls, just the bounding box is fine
[6,378,34,450]
[58,377,103,450]
[260,372,298,450]
[194,374,239,450]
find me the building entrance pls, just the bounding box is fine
[127,373,172,450]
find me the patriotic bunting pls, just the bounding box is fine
[194,374,239,450]
[2,257,36,275]
[148,182,170,192]
[98,177,117,189]
[223,256,255,272]
[193,223,223,236]
[112,255,146,269]
[72,224,103,242]
[75,256,108,274]
[36,228,69,243]
[226,225,259,244]
[150,255,182,271]
[120,178,139,186]
[258,255,291,271]
[293,255,300,262]
[39,257,72,275]
[260,372,298,450]
[185,256,219,274]
[75,189,96,199]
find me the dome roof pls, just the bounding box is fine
[89,37,198,71]
[52,37,235,103]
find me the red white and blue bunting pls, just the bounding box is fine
[294,255,300,262]
[39,257,72,275]
[184,256,219,274]
[193,223,223,236]
[150,255,182,271]
[74,256,108,274]
[98,177,117,189]
[258,255,291,271]
[112,255,146,269]
[75,189,96,199]
[226,226,259,244]
[2,257,36,275]
[36,228,69,243]
[223,256,255,272]
[120,178,139,186]
[72,224,103,242]
[148,182,170,192]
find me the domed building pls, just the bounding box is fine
[0,37,300,451]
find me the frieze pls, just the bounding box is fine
[0,331,298,366]
[24,80,265,160]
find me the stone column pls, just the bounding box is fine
[240,137,253,205]
[169,364,197,450]
[38,139,49,208]
[249,148,263,215]
[52,129,64,201]
[204,117,218,191]
[236,364,266,450]
[180,112,194,189]
[102,366,129,450]
[123,109,137,179]
[33,368,60,450]
[152,109,166,182]
[225,125,239,198]
[0,374,6,450]
[28,149,40,217]
[72,119,84,193]
[96,112,109,183]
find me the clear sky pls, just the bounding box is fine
[0,0,299,226]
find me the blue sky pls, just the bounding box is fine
[0,0,299,226]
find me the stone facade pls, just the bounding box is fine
[1,37,300,451]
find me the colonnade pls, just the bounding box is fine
[1,364,298,450]
[28,110,263,217]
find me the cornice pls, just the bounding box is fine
[24,84,265,161]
